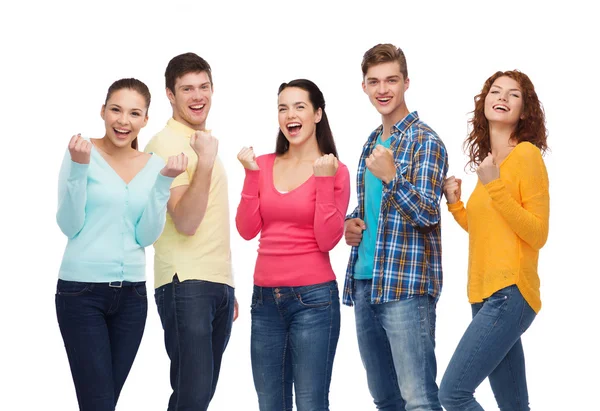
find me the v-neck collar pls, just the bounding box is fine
[91,143,154,186]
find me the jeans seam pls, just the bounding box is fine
[281,332,289,411]
[172,282,182,411]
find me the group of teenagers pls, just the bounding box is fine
[55,43,550,411]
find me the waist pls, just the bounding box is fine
[254,251,335,287]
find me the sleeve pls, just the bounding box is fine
[447,201,469,232]
[56,148,89,238]
[144,137,190,189]
[134,171,175,247]
[346,205,360,220]
[235,168,263,240]
[485,145,549,250]
[384,137,448,233]
[313,164,351,252]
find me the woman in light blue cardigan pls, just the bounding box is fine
[55,78,187,411]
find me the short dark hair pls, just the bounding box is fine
[104,78,151,150]
[276,79,338,158]
[165,52,213,94]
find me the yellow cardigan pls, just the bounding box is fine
[448,142,549,313]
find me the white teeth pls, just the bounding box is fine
[190,104,205,109]
[115,128,129,133]
[288,123,301,127]
[493,104,509,111]
[377,97,391,102]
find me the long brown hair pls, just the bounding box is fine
[464,70,547,171]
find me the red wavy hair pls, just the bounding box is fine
[464,70,548,171]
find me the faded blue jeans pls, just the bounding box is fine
[439,285,536,411]
[250,280,340,411]
[353,279,442,411]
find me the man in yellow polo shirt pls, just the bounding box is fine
[144,52,237,411]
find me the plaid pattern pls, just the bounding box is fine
[343,112,448,306]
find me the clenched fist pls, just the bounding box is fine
[366,145,395,184]
[161,152,188,178]
[237,146,259,170]
[476,153,499,185]
[190,130,218,168]
[313,153,338,177]
[345,218,366,247]
[443,176,462,204]
[68,134,92,164]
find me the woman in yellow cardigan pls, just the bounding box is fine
[438,70,549,411]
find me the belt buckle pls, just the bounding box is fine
[109,281,123,288]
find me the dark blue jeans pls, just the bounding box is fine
[353,279,442,411]
[155,275,235,411]
[250,280,341,411]
[439,285,536,411]
[55,279,148,411]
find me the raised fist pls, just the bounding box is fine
[68,134,92,164]
[161,152,188,178]
[313,153,338,177]
[237,146,259,170]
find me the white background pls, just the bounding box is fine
[1,1,597,409]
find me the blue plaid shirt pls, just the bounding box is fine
[343,111,448,306]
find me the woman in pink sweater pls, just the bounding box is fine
[236,79,350,411]
[439,70,549,411]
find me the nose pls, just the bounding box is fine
[498,92,508,101]
[118,112,128,124]
[287,108,297,119]
[377,81,387,94]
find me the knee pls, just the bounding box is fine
[438,379,466,411]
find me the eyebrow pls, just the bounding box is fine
[278,101,307,107]
[108,103,144,112]
[366,75,401,81]
[179,82,211,89]
[491,85,521,92]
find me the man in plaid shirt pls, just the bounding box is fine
[343,44,448,410]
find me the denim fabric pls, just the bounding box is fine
[155,275,235,411]
[439,285,536,411]
[250,281,340,411]
[55,279,148,411]
[353,279,441,411]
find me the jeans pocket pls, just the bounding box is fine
[56,280,90,297]
[133,283,147,298]
[296,285,332,308]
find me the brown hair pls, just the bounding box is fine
[464,70,548,171]
[165,52,213,95]
[361,43,408,79]
[104,78,151,150]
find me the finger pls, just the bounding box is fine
[74,137,85,152]
[68,134,79,149]
[182,154,189,170]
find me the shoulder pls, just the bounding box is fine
[408,120,446,150]
[256,153,276,168]
[144,125,187,155]
[513,141,543,160]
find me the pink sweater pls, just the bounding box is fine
[236,153,351,287]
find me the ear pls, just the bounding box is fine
[362,80,367,94]
[100,104,106,120]
[315,107,322,124]
[404,77,410,92]
[142,114,149,128]
[166,88,176,105]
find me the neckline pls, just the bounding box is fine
[270,154,315,196]
[91,140,153,186]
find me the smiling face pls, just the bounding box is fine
[100,88,148,149]
[277,87,322,148]
[484,76,524,128]
[167,71,212,130]
[362,61,409,122]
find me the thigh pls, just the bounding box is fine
[250,287,292,411]
[442,286,536,404]
[107,284,148,401]
[378,295,441,410]
[353,280,403,410]
[55,280,115,410]
[290,282,340,411]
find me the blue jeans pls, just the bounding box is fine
[155,274,235,411]
[353,279,442,411]
[55,279,148,411]
[439,285,536,411]
[250,280,340,411]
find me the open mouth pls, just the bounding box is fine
[190,104,205,114]
[376,97,392,104]
[286,122,302,136]
[493,104,509,112]
[113,128,131,138]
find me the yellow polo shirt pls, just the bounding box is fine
[447,142,549,313]
[144,118,234,289]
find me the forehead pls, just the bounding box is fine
[491,76,521,91]
[106,88,147,108]
[175,71,211,87]
[278,87,309,103]
[365,61,403,79]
